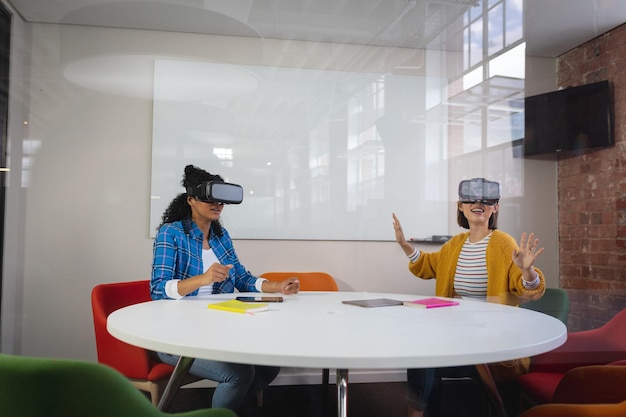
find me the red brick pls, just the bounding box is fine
[558,23,626,331]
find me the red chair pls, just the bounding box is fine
[91,280,199,405]
[518,308,626,407]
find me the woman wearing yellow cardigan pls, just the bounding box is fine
[392,178,546,417]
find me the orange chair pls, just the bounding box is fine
[518,401,626,417]
[518,308,626,407]
[517,362,626,416]
[260,271,339,292]
[549,362,626,404]
[91,280,200,405]
[260,271,339,408]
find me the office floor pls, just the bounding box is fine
[168,379,500,417]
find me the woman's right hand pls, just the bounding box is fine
[392,213,414,256]
[204,262,233,284]
[176,263,234,297]
[392,213,407,244]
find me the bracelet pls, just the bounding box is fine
[522,271,540,290]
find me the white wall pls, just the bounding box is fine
[1,20,559,365]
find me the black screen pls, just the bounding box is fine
[524,80,613,157]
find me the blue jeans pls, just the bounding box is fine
[157,352,279,411]
[407,365,478,412]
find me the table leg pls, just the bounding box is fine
[158,356,195,411]
[322,368,330,416]
[336,368,349,417]
[475,364,508,417]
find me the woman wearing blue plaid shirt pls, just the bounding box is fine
[151,165,299,413]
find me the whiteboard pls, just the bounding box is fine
[150,59,449,240]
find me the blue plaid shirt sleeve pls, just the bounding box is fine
[150,222,204,300]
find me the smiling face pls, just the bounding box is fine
[458,200,498,229]
[187,196,224,223]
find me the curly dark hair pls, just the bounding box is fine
[158,165,225,237]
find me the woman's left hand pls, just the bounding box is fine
[282,278,300,294]
[513,232,544,271]
[267,277,300,294]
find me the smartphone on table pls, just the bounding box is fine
[236,296,284,303]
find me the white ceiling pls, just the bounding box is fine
[5,0,626,58]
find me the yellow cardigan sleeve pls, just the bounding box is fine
[486,230,545,305]
[408,232,467,298]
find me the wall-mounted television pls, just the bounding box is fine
[523,80,613,157]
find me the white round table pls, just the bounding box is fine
[107,292,567,417]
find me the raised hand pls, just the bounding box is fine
[513,232,544,271]
[392,213,414,255]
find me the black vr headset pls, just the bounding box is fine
[458,178,500,206]
[187,181,244,204]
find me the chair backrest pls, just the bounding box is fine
[260,272,339,291]
[530,308,626,373]
[521,288,570,325]
[518,401,626,417]
[551,363,626,404]
[91,280,155,379]
[0,354,236,417]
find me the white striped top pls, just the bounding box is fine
[453,233,492,300]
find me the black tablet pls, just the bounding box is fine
[341,298,403,308]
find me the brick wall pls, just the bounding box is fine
[557,23,626,331]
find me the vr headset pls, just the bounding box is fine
[187,181,244,204]
[458,178,500,206]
